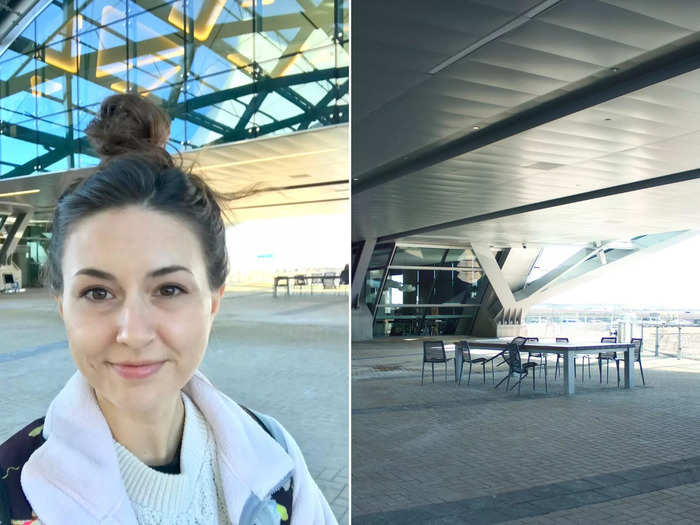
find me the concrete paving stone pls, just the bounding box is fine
[0,289,348,523]
[353,337,700,524]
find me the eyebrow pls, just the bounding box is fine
[73,265,193,280]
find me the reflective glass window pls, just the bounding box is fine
[0,0,348,179]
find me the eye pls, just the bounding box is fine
[158,285,185,297]
[80,287,114,301]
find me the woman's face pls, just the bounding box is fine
[57,205,224,416]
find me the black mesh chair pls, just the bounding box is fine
[492,335,527,370]
[597,336,618,384]
[614,338,646,386]
[494,337,547,394]
[421,341,454,384]
[456,341,489,385]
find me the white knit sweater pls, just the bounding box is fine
[114,393,231,525]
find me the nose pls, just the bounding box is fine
[115,295,156,349]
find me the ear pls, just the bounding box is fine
[55,295,64,320]
[210,285,225,316]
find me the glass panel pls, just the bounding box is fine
[0,0,348,179]
[378,269,486,306]
[391,247,448,267]
[364,269,384,310]
[368,243,394,270]
[374,307,477,337]
[445,248,473,264]
[0,52,26,81]
[129,9,185,96]
[255,0,334,78]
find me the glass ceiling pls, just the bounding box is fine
[0,0,348,179]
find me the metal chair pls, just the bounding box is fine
[322,272,338,294]
[456,341,489,385]
[597,336,618,385]
[309,273,323,294]
[614,338,646,387]
[526,336,546,376]
[554,337,592,382]
[493,336,527,369]
[293,274,308,294]
[421,341,454,384]
[495,337,547,394]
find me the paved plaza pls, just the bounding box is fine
[0,288,348,523]
[352,337,700,524]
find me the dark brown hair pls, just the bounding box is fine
[85,93,173,169]
[46,95,231,293]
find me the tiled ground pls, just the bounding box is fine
[0,288,348,523]
[352,336,700,524]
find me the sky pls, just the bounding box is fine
[225,213,348,282]
[542,234,700,309]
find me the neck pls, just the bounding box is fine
[96,391,185,466]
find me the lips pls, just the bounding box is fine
[111,361,165,379]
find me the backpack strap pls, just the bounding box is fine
[240,406,293,525]
[0,417,46,524]
[1,411,293,525]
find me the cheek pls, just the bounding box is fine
[156,299,214,357]
[63,308,116,361]
[63,317,115,386]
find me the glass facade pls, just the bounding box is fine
[366,244,493,337]
[0,0,348,179]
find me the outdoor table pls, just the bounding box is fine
[274,274,341,296]
[273,276,291,297]
[451,338,634,395]
[311,274,341,294]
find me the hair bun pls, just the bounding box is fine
[86,94,173,168]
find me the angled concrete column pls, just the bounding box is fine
[472,243,516,313]
[351,238,376,307]
[0,206,33,265]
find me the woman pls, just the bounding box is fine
[0,95,337,524]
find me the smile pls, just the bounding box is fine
[111,361,165,379]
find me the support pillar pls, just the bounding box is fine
[351,238,376,308]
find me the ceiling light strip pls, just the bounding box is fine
[428,0,562,75]
[0,189,41,198]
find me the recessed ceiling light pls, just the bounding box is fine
[353,178,359,181]
[611,67,619,72]
[473,126,480,130]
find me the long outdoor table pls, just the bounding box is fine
[452,339,635,395]
[273,274,342,297]
[273,276,291,297]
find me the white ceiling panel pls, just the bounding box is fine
[401,177,700,246]
[353,2,700,245]
[352,0,700,181]
[0,125,348,223]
